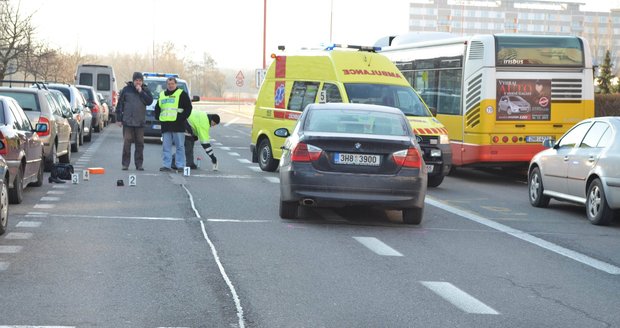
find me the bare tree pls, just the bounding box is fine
[0,1,35,81]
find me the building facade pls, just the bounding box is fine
[408,0,620,72]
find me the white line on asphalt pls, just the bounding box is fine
[353,237,403,256]
[26,212,47,216]
[4,232,33,239]
[0,326,76,328]
[264,177,280,183]
[224,117,240,127]
[48,214,186,221]
[46,191,65,195]
[33,204,55,209]
[207,219,271,223]
[248,166,262,172]
[191,174,254,179]
[52,185,68,189]
[40,197,60,201]
[0,246,23,253]
[425,197,620,275]
[420,281,499,315]
[237,158,251,164]
[16,221,41,228]
[220,146,231,151]
[228,152,240,157]
[181,185,245,328]
[0,262,9,271]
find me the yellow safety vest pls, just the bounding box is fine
[158,89,183,122]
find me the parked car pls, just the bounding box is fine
[97,92,109,126]
[75,64,118,122]
[528,116,620,225]
[45,83,93,143]
[76,85,104,133]
[278,103,428,224]
[0,155,9,235]
[49,90,80,153]
[0,85,72,171]
[0,95,45,204]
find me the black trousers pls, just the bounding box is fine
[122,126,144,168]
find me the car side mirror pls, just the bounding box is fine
[274,128,290,138]
[191,95,200,102]
[428,106,437,116]
[35,123,48,133]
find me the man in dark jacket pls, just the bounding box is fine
[116,72,154,170]
[154,77,192,172]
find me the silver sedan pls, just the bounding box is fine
[528,116,620,225]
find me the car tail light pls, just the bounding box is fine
[37,117,51,137]
[392,148,422,168]
[0,131,7,155]
[112,90,118,107]
[291,143,322,162]
[92,103,99,113]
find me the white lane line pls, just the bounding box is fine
[191,174,254,179]
[264,177,279,183]
[16,221,42,228]
[47,191,65,195]
[34,204,55,209]
[421,281,499,315]
[237,158,251,164]
[0,262,9,271]
[0,326,76,328]
[220,146,231,151]
[181,185,245,328]
[228,152,240,157]
[207,219,271,223]
[4,232,33,239]
[48,214,186,221]
[248,166,262,172]
[426,197,620,275]
[52,185,68,189]
[353,237,403,256]
[40,197,60,202]
[0,246,23,253]
[224,117,240,127]
[26,212,47,216]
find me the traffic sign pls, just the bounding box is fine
[236,70,245,80]
[236,79,244,87]
[255,69,267,88]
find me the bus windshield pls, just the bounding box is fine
[495,35,584,67]
[344,83,431,117]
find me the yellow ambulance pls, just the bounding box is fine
[250,45,452,187]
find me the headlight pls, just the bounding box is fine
[439,134,449,144]
[430,149,442,157]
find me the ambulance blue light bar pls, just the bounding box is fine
[142,72,179,78]
[324,44,381,52]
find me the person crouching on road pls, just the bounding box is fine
[185,112,220,170]
[154,77,192,172]
[116,72,153,171]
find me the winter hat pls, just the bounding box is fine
[208,114,221,125]
[132,72,144,81]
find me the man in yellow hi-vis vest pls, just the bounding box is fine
[154,77,192,172]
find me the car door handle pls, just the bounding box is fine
[588,156,596,162]
[563,156,569,162]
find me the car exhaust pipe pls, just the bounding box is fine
[302,198,315,206]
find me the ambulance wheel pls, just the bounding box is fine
[258,138,278,172]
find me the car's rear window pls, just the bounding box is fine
[77,88,94,101]
[79,73,93,86]
[0,91,39,112]
[48,87,71,102]
[305,109,409,136]
[97,74,111,91]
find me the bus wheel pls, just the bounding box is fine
[258,138,279,172]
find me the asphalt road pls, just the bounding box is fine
[1,104,619,328]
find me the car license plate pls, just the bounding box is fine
[334,153,380,166]
[525,136,550,143]
[426,164,434,173]
[152,124,161,130]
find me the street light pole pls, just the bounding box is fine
[263,0,267,69]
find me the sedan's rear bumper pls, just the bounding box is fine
[280,163,427,209]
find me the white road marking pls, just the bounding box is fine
[426,196,620,275]
[207,219,271,223]
[0,262,9,271]
[34,204,55,209]
[0,246,23,253]
[40,197,60,202]
[228,152,240,157]
[237,158,251,164]
[353,237,403,256]
[220,146,230,151]
[224,117,240,127]
[46,191,65,195]
[48,214,186,221]
[248,166,262,172]
[421,281,499,315]
[4,232,33,239]
[181,185,245,328]
[52,185,68,189]
[191,174,254,179]
[264,177,280,183]
[16,221,42,228]
[0,326,76,328]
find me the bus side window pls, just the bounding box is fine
[322,83,342,103]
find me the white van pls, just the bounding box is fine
[75,64,118,121]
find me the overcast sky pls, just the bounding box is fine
[11,0,620,70]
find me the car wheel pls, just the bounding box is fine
[71,132,80,152]
[59,143,71,163]
[0,176,8,235]
[427,175,444,188]
[402,207,423,225]
[8,166,23,204]
[528,167,550,208]
[258,138,279,172]
[44,143,57,172]
[29,156,44,187]
[84,126,92,142]
[279,200,298,219]
[586,179,614,226]
[94,120,101,133]
[78,126,84,145]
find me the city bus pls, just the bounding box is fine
[380,34,594,168]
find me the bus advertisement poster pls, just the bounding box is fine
[496,79,551,121]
